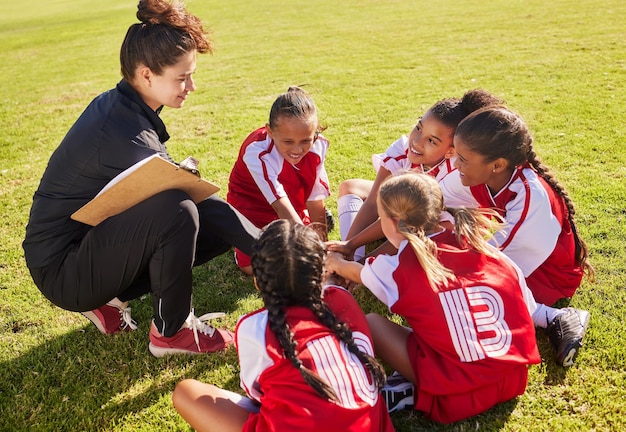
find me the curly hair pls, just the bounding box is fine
[429,88,505,129]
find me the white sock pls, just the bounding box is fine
[337,194,365,260]
[532,303,564,328]
[219,388,260,413]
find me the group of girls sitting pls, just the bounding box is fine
[173,87,593,430]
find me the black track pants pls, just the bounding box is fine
[29,190,260,336]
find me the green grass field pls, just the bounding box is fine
[1,0,625,430]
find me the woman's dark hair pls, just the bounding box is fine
[455,106,594,277]
[251,220,385,401]
[120,0,211,81]
[429,88,505,130]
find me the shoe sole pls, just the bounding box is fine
[561,309,590,367]
[381,382,414,413]
[149,343,227,357]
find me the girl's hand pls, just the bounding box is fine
[324,251,346,273]
[325,241,355,260]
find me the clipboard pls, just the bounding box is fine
[71,155,220,226]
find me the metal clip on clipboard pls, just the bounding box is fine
[179,156,201,177]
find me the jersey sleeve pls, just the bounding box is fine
[360,246,405,308]
[438,170,478,208]
[241,140,287,205]
[235,311,274,403]
[372,135,410,175]
[491,176,561,277]
[307,136,331,201]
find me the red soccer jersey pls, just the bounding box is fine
[361,234,541,423]
[227,127,330,229]
[439,164,584,305]
[235,286,395,432]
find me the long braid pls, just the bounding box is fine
[456,106,594,279]
[264,290,340,402]
[526,148,594,277]
[251,220,384,401]
[306,298,386,391]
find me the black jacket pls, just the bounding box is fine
[23,80,173,268]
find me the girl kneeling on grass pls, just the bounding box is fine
[325,173,541,424]
[172,220,395,432]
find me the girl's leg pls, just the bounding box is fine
[337,179,373,260]
[338,178,374,201]
[194,195,260,262]
[172,380,251,432]
[520,279,563,328]
[366,313,416,384]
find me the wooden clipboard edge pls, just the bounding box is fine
[70,157,220,226]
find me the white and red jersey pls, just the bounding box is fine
[235,286,395,432]
[361,233,540,423]
[227,127,331,229]
[438,164,584,305]
[371,135,456,181]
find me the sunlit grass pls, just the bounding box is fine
[1,0,625,430]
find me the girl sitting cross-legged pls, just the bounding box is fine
[325,172,541,423]
[172,219,395,432]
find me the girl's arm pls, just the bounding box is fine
[344,167,392,240]
[325,251,364,284]
[306,199,328,241]
[271,197,304,223]
[345,218,384,253]
[327,218,386,257]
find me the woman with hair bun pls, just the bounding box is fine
[23,0,259,356]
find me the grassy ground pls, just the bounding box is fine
[1,0,625,430]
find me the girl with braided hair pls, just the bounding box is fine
[333,89,504,261]
[325,173,541,423]
[439,106,593,367]
[172,219,394,432]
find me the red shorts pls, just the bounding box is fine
[407,334,529,423]
[234,248,252,269]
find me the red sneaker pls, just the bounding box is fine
[148,311,234,357]
[81,299,138,334]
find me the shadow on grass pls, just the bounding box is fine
[0,252,575,431]
[0,322,233,430]
[0,255,257,431]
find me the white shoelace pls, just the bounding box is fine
[118,305,138,331]
[184,309,226,352]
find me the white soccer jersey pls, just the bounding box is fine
[372,135,457,180]
[438,166,561,277]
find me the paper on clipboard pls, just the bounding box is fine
[71,154,220,226]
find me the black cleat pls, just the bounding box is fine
[546,307,590,367]
[380,371,414,413]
